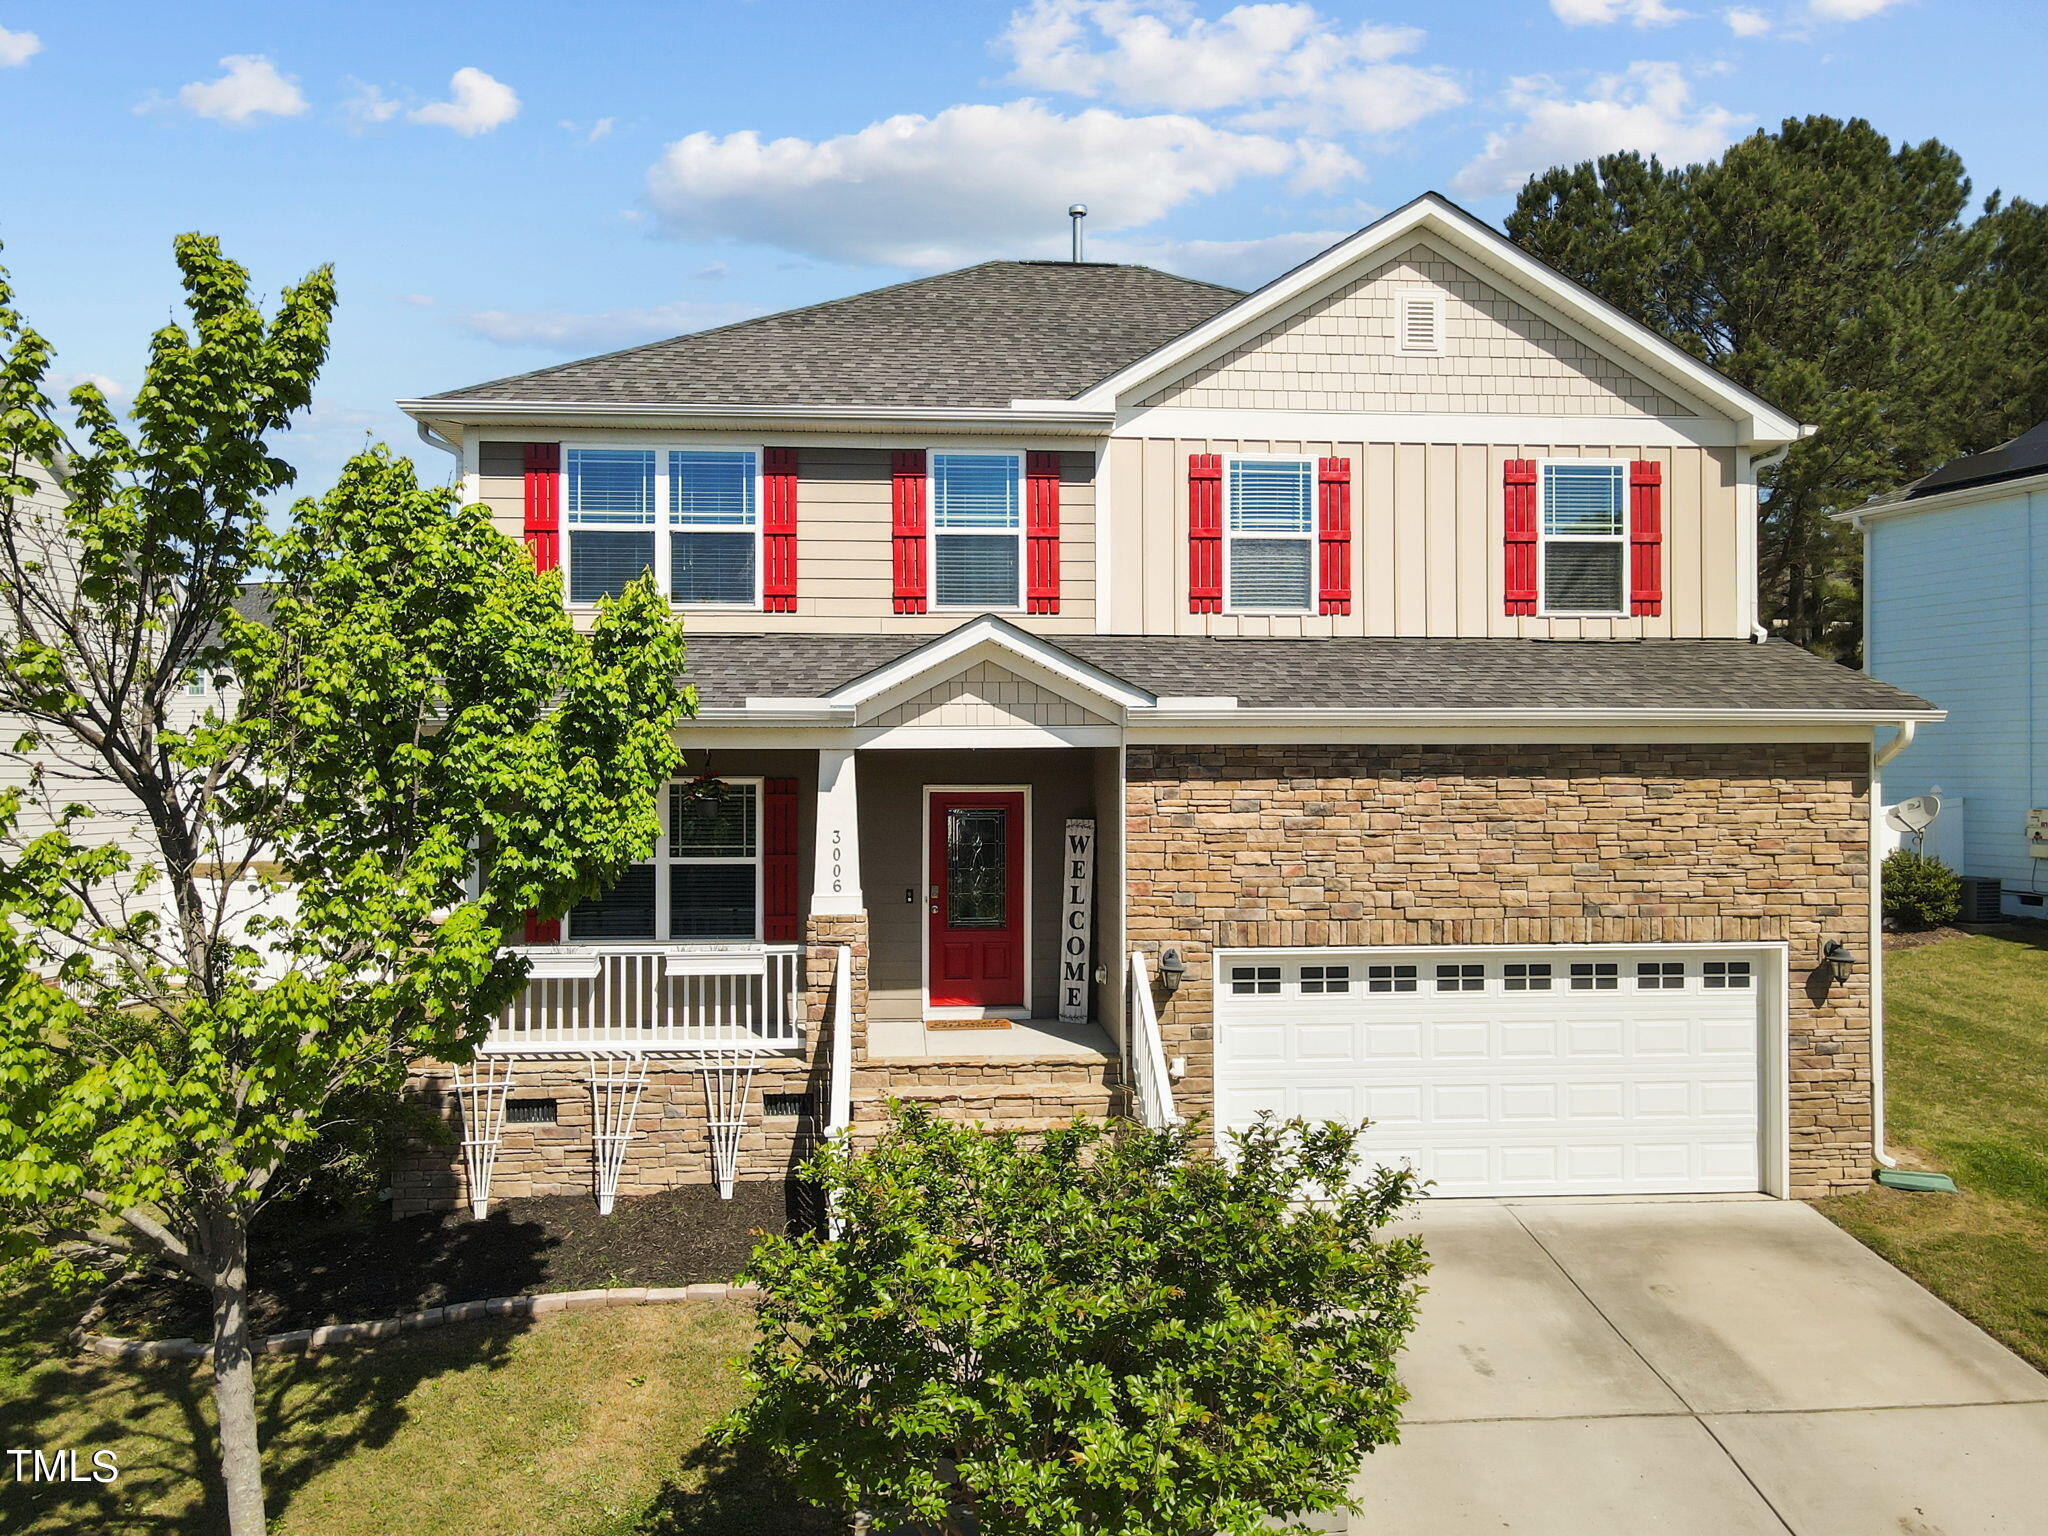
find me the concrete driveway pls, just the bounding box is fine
[1338,1198,2048,1535]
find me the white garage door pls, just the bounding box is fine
[1214,947,1769,1197]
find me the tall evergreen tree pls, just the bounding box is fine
[1507,116,2047,657]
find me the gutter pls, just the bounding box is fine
[394,398,1116,436]
[697,703,1944,730]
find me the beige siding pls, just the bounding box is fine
[1139,241,1690,418]
[476,440,1097,635]
[1105,436,1743,639]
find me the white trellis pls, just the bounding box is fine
[588,1054,652,1217]
[700,1049,761,1200]
[451,1058,517,1219]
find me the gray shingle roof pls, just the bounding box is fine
[1865,417,2048,508]
[678,632,1933,714]
[425,262,1244,409]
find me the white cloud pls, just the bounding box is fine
[1095,227,1351,287]
[0,25,40,67]
[999,0,1462,133]
[645,98,1332,268]
[452,299,763,351]
[52,370,127,403]
[343,80,401,128]
[409,67,519,136]
[1724,6,1772,33]
[171,55,308,126]
[562,116,616,145]
[1810,0,1909,17]
[1453,61,1750,196]
[1549,0,1691,24]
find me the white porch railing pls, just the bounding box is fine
[489,944,805,1053]
[1127,951,1180,1129]
[825,944,854,1139]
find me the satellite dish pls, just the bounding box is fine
[1886,794,1940,836]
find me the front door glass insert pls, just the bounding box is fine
[946,807,1009,929]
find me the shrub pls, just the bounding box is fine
[1884,848,1963,930]
[724,1104,1428,1536]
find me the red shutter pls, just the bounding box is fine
[522,910,560,945]
[1503,458,1538,616]
[891,450,928,614]
[763,447,799,612]
[1025,451,1061,614]
[1629,459,1663,617]
[523,442,562,574]
[1188,453,1223,613]
[762,777,799,941]
[1316,456,1352,616]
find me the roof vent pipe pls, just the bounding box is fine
[1069,204,1087,262]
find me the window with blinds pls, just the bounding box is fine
[563,447,761,608]
[1539,462,1627,615]
[1225,457,1314,610]
[931,453,1022,609]
[565,779,762,942]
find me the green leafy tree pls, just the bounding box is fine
[1507,116,2048,657]
[725,1106,1428,1536]
[1882,849,1963,931]
[0,239,688,1534]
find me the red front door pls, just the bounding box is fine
[928,791,1026,1010]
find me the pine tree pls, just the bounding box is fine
[1507,116,2048,658]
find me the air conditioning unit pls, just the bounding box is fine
[1959,877,2003,923]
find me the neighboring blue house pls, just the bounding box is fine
[1844,419,2048,919]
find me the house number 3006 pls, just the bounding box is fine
[829,828,844,894]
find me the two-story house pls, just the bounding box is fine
[391,192,1935,1219]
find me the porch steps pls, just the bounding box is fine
[849,1055,1127,1138]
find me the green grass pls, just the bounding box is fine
[1817,925,2048,1371]
[0,1297,827,1536]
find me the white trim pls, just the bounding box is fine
[401,400,1115,436]
[1536,457,1630,620]
[1221,453,1318,616]
[927,449,1027,615]
[920,784,1034,1020]
[1072,194,1802,446]
[1213,939,1791,1200]
[1115,406,1736,449]
[1832,468,2048,526]
[561,442,766,613]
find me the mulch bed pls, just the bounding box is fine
[99,1180,807,1342]
[1883,925,1973,953]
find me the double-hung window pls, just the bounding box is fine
[1539,461,1627,615]
[564,447,761,608]
[1226,457,1314,611]
[565,779,761,942]
[931,453,1023,609]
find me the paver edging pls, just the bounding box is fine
[80,1282,763,1363]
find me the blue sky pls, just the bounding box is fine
[0,0,2037,496]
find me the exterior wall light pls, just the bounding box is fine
[1823,939,1857,986]
[1158,947,1186,994]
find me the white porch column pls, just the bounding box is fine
[812,747,865,915]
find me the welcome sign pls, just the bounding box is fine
[1058,818,1096,1024]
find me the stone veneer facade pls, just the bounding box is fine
[1123,741,1874,1198]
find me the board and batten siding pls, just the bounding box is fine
[1863,485,2048,900]
[1138,241,1692,419]
[1103,437,1741,638]
[475,440,1098,635]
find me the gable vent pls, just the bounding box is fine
[1397,291,1445,356]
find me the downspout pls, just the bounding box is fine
[415,419,460,482]
[1867,718,1918,1171]
[1748,443,1793,643]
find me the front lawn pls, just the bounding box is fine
[0,1296,827,1536]
[1817,924,2048,1371]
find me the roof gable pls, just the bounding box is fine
[1083,193,1801,445]
[1138,237,1689,419]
